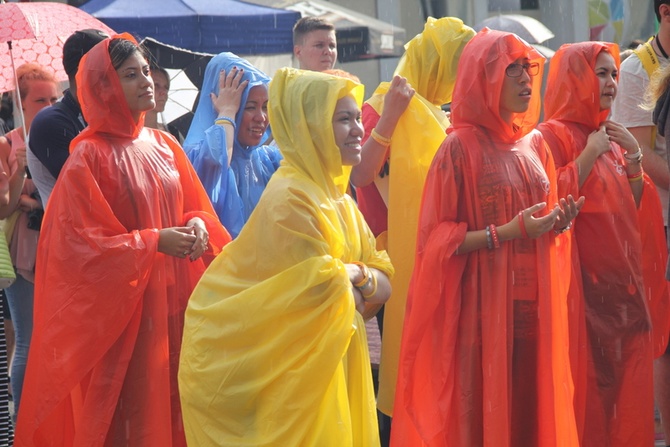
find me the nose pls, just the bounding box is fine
[353,119,364,136]
[253,108,268,123]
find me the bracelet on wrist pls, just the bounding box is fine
[361,273,378,299]
[554,222,572,235]
[624,147,643,164]
[489,224,500,249]
[627,169,644,182]
[352,261,371,288]
[215,116,236,130]
[485,225,493,250]
[370,128,391,147]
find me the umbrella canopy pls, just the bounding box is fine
[0,1,114,92]
[140,37,213,137]
[80,0,300,55]
[474,14,554,45]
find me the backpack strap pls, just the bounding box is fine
[634,40,661,145]
[634,40,661,78]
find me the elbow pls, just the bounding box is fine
[349,167,374,188]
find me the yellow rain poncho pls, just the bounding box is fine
[360,17,475,415]
[179,68,394,446]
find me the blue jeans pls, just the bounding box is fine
[5,274,33,422]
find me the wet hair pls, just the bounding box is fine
[655,0,670,22]
[108,38,151,71]
[15,63,57,101]
[293,17,335,46]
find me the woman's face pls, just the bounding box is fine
[22,80,58,125]
[595,51,618,111]
[151,70,169,114]
[237,84,269,147]
[499,57,534,125]
[332,95,363,166]
[116,51,155,122]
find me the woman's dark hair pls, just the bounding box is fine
[109,38,151,71]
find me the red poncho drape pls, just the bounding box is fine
[538,41,665,447]
[391,29,577,447]
[15,35,230,446]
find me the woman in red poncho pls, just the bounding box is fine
[390,28,581,447]
[14,35,230,446]
[538,41,666,447]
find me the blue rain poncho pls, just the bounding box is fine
[184,52,282,237]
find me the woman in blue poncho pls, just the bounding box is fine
[184,53,282,237]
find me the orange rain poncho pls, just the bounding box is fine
[390,29,577,447]
[538,41,665,446]
[15,35,230,446]
[179,69,394,446]
[357,17,476,416]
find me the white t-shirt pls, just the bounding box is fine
[611,52,669,224]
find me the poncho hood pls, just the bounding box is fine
[451,28,545,144]
[269,68,363,197]
[543,41,620,130]
[74,33,143,143]
[394,16,475,107]
[184,52,271,158]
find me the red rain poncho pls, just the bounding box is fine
[390,29,577,447]
[15,35,230,446]
[538,41,664,446]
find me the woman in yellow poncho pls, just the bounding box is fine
[179,68,394,446]
[349,17,476,419]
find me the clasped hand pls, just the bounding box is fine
[157,217,209,261]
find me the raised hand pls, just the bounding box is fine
[211,66,249,118]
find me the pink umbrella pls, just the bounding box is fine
[0,1,114,93]
[0,1,114,140]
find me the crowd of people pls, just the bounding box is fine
[0,3,669,446]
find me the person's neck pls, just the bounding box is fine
[144,111,159,129]
[655,28,670,59]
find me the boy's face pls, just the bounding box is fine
[294,29,337,72]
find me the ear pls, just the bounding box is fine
[662,4,670,20]
[293,44,302,60]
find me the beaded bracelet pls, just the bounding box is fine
[517,210,528,239]
[215,116,236,130]
[370,128,391,147]
[554,222,572,235]
[489,224,500,249]
[485,226,493,250]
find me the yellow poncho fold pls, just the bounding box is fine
[370,17,475,416]
[179,68,394,446]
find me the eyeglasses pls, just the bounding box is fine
[505,62,540,78]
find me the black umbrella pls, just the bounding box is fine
[140,37,213,139]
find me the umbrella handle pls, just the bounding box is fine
[7,41,29,145]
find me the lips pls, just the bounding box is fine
[519,88,531,97]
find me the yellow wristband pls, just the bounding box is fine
[370,128,391,147]
[361,272,378,299]
[352,261,370,288]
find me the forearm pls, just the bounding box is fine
[0,169,25,219]
[456,220,521,255]
[641,147,670,190]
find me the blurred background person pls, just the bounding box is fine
[292,16,337,72]
[28,29,109,209]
